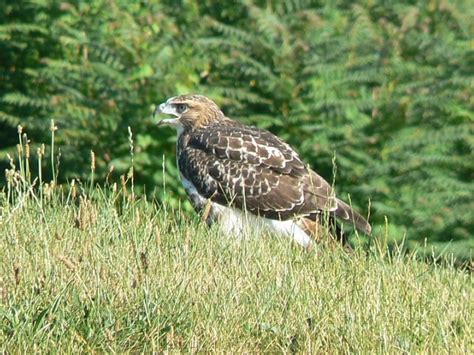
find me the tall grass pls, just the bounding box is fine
[0,126,472,352]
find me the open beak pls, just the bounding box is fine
[154,99,180,127]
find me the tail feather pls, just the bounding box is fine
[334,199,371,235]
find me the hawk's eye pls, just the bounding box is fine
[176,104,187,114]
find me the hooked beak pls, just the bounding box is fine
[154,98,180,127]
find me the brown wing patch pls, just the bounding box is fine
[179,124,325,220]
[178,122,371,234]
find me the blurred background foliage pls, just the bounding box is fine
[1,0,472,260]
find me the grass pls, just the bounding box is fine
[1,191,472,352]
[0,124,472,352]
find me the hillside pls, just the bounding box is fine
[0,186,472,352]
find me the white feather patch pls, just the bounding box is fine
[211,204,312,248]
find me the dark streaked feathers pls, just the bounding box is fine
[178,121,371,234]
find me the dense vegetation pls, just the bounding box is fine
[1,1,473,259]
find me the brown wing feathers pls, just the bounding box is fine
[179,122,371,234]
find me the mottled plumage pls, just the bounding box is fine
[155,94,371,248]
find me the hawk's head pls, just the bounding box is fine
[155,94,225,130]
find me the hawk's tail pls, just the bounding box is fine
[334,199,372,235]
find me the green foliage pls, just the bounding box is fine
[0,0,472,258]
[0,0,205,206]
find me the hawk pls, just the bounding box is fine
[155,94,371,248]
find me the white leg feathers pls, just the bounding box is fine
[212,204,313,248]
[264,218,313,248]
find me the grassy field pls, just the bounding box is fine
[0,184,472,353]
[0,131,472,352]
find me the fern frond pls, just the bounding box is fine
[2,93,50,108]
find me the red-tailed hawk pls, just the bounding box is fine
[155,94,371,248]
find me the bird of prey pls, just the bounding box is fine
[155,94,371,248]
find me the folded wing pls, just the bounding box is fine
[178,123,370,233]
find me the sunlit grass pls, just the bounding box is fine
[1,194,472,352]
[0,124,472,352]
